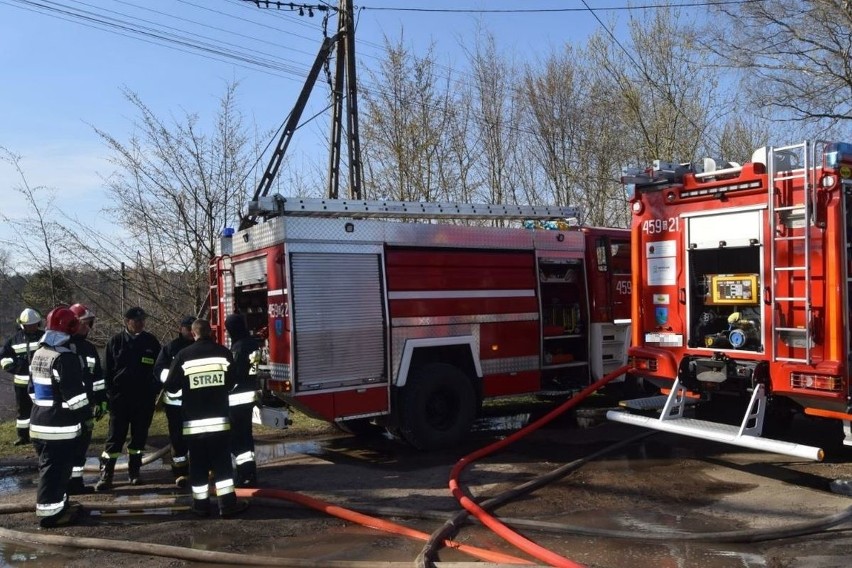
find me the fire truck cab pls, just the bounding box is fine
[209,197,630,449]
[608,140,852,460]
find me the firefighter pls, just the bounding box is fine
[225,313,260,487]
[165,319,249,518]
[153,315,196,489]
[95,306,161,491]
[1,308,43,445]
[29,306,89,528]
[67,303,106,495]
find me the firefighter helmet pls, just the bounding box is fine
[17,308,42,326]
[69,303,95,321]
[45,307,80,336]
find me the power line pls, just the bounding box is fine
[3,0,313,80]
[359,0,763,14]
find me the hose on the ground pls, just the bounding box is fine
[429,365,628,568]
[7,441,530,564]
[417,429,652,568]
[81,444,170,473]
[0,525,513,568]
[4,493,851,545]
[0,490,530,565]
[235,487,532,565]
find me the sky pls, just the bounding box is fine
[0,0,642,264]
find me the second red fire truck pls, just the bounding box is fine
[209,198,630,449]
[609,140,852,460]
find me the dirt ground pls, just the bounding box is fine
[2,377,852,567]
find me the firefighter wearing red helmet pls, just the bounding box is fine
[66,303,105,495]
[28,307,90,528]
[1,307,43,445]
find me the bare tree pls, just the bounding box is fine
[466,32,523,209]
[360,36,462,203]
[81,82,263,322]
[516,45,587,212]
[0,148,64,306]
[585,7,718,166]
[706,0,852,132]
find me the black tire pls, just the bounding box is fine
[399,363,476,450]
[333,418,382,436]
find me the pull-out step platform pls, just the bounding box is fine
[619,392,698,411]
[607,378,824,461]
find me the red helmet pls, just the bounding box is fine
[69,303,95,321]
[45,307,80,335]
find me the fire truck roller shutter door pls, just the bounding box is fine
[398,363,476,450]
[290,252,385,389]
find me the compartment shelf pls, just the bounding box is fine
[544,334,583,340]
[542,361,589,370]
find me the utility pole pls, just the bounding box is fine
[241,0,364,228]
[328,0,362,200]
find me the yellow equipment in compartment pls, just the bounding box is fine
[704,274,759,306]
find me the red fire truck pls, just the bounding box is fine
[608,140,852,460]
[209,197,630,449]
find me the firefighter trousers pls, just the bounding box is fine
[33,438,76,518]
[14,384,33,436]
[229,404,256,480]
[71,421,94,481]
[103,395,155,458]
[164,404,188,458]
[164,404,188,474]
[187,432,236,506]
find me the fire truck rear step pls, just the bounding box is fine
[607,378,824,461]
[618,394,698,411]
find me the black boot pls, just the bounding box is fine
[13,428,30,446]
[171,459,189,489]
[191,497,211,517]
[67,476,94,495]
[39,502,82,529]
[235,462,257,488]
[218,492,249,518]
[128,453,143,485]
[95,457,116,492]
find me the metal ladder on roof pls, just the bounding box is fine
[248,196,579,222]
[767,142,816,364]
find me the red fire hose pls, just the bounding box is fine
[447,365,631,568]
[236,487,532,564]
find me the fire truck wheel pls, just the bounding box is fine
[399,363,476,450]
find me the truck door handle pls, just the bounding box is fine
[678,288,686,304]
[764,286,772,305]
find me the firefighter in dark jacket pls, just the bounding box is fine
[29,307,90,528]
[164,319,249,518]
[96,306,161,491]
[153,315,195,488]
[67,303,106,495]
[1,308,43,445]
[225,313,260,487]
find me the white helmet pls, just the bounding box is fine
[17,308,42,327]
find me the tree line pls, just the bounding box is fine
[1,2,851,342]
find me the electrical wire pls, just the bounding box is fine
[359,0,764,13]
